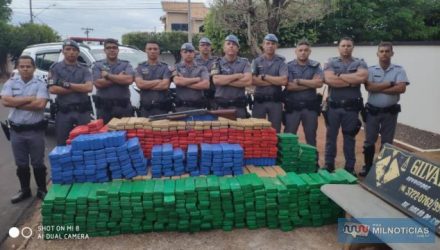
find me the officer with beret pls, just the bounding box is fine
[359,42,409,177]
[195,37,218,110]
[135,41,172,118]
[92,38,135,124]
[251,34,288,132]
[1,55,49,203]
[49,39,93,145]
[212,34,252,118]
[284,40,323,165]
[173,43,209,111]
[323,37,368,174]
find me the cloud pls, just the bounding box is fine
[8,0,212,42]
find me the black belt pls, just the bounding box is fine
[215,97,248,108]
[92,95,130,110]
[141,99,173,111]
[174,98,207,109]
[329,98,363,111]
[366,103,401,115]
[284,99,320,113]
[254,93,282,103]
[9,120,47,132]
[56,101,92,113]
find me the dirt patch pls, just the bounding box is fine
[394,123,440,150]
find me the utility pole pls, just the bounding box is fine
[187,0,192,43]
[29,0,34,23]
[81,27,94,39]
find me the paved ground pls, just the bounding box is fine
[0,84,56,246]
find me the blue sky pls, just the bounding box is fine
[9,0,210,41]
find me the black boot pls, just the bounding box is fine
[359,145,375,177]
[11,168,32,204]
[322,163,335,172]
[33,167,47,200]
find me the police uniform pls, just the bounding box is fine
[1,76,49,202]
[251,54,288,132]
[50,60,93,145]
[174,61,210,111]
[135,61,172,117]
[361,64,409,176]
[284,59,323,147]
[214,56,251,118]
[324,57,368,172]
[92,59,135,123]
[196,54,218,110]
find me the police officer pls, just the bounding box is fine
[92,38,135,124]
[195,37,218,110]
[1,55,49,203]
[323,37,368,174]
[284,40,323,163]
[135,41,172,118]
[359,42,409,177]
[173,43,209,111]
[49,39,93,146]
[212,34,252,118]
[251,34,288,132]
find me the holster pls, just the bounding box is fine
[1,120,10,141]
[283,95,321,114]
[141,98,173,111]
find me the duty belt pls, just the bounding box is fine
[284,99,320,113]
[366,103,401,115]
[215,97,247,108]
[9,120,48,132]
[253,93,282,103]
[56,100,92,113]
[141,99,173,111]
[174,98,207,109]
[329,98,364,111]
[92,95,130,110]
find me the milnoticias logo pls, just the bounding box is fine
[343,222,370,238]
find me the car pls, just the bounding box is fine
[16,42,146,123]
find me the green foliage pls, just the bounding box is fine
[314,0,440,43]
[122,31,204,63]
[0,0,11,21]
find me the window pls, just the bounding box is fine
[35,52,59,71]
[171,23,188,31]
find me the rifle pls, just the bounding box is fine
[149,109,237,121]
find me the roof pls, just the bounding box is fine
[161,1,209,19]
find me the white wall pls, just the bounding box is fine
[277,46,440,134]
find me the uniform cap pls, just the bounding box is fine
[199,37,212,45]
[62,39,80,50]
[180,42,195,51]
[264,34,278,43]
[225,34,240,47]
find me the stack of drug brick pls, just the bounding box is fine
[49,131,148,184]
[42,169,357,238]
[107,117,277,166]
[66,119,108,144]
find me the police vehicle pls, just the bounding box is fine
[14,42,146,123]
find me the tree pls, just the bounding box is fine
[0,0,11,21]
[122,32,203,63]
[205,0,332,56]
[315,0,440,43]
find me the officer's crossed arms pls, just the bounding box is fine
[324,40,368,88]
[134,42,170,91]
[364,46,407,95]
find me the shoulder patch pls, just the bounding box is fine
[309,60,319,67]
[239,57,250,63]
